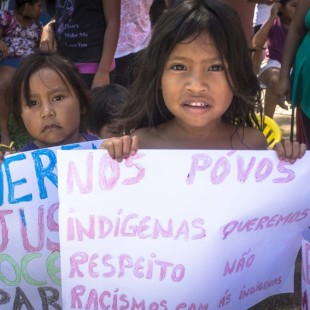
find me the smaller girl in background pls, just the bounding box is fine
[8,51,98,153]
[0,0,42,146]
[102,0,305,162]
[252,0,298,118]
[88,84,128,138]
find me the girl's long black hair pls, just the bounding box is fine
[111,0,263,135]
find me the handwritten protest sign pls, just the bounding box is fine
[0,140,102,309]
[302,230,310,309]
[57,150,310,309]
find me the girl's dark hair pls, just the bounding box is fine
[149,0,167,27]
[44,0,56,17]
[15,0,39,8]
[112,0,262,135]
[88,84,128,134]
[279,0,290,6]
[9,51,90,131]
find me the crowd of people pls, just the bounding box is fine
[0,0,308,308]
[0,0,306,160]
[0,0,307,160]
[253,0,298,118]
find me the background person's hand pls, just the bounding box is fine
[277,75,291,109]
[270,2,281,19]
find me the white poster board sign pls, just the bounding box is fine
[302,230,310,310]
[57,150,310,309]
[0,140,102,309]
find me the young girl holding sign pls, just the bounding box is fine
[2,51,98,155]
[102,0,306,162]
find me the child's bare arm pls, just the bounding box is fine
[40,20,57,51]
[100,135,140,162]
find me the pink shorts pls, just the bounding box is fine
[76,59,116,74]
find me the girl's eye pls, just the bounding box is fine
[28,100,39,107]
[170,64,186,71]
[52,95,64,101]
[208,65,224,72]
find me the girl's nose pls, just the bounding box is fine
[40,102,56,118]
[186,70,207,93]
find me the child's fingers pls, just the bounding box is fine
[273,141,286,160]
[274,140,293,162]
[106,137,126,162]
[285,141,307,163]
[130,136,140,156]
[295,142,307,159]
[282,139,295,162]
[288,141,306,163]
[100,137,119,160]
[100,136,140,162]
[274,140,307,163]
[121,135,135,159]
[117,135,140,160]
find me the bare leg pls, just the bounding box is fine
[259,67,280,118]
[252,48,265,75]
[0,66,16,145]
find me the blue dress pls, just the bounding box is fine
[18,133,99,152]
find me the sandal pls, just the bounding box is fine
[0,141,15,153]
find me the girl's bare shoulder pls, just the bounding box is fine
[234,126,268,150]
[133,125,268,151]
[131,127,163,149]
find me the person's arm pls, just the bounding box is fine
[0,12,8,56]
[252,2,280,49]
[92,0,120,88]
[277,0,310,100]
[40,19,57,51]
[0,28,8,56]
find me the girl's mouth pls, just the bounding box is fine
[42,124,61,132]
[184,102,210,108]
